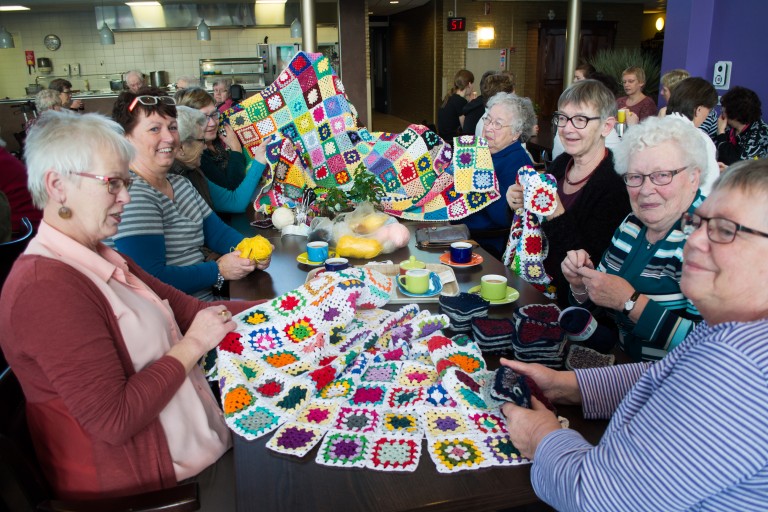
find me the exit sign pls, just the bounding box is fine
[448,17,466,32]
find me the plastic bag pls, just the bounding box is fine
[307,202,410,254]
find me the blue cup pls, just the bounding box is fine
[324,257,349,272]
[450,242,473,264]
[306,241,329,263]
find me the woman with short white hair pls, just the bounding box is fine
[212,77,234,113]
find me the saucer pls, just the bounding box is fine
[467,285,520,305]
[440,252,484,268]
[397,272,443,298]
[296,250,336,266]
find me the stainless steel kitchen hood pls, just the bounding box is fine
[95,2,337,31]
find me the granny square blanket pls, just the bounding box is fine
[209,267,533,473]
[225,51,500,221]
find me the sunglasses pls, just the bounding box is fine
[128,95,176,113]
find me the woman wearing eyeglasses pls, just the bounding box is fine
[175,87,247,191]
[461,92,536,258]
[0,110,262,502]
[507,80,631,308]
[499,159,768,510]
[110,87,268,301]
[561,115,707,361]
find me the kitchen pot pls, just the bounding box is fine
[109,79,124,92]
[37,57,53,74]
[149,70,169,88]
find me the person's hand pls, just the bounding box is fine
[70,99,84,110]
[717,113,728,135]
[183,306,237,356]
[217,251,256,280]
[625,110,639,125]
[577,266,634,311]
[219,123,242,153]
[506,183,523,210]
[561,249,594,290]
[499,358,581,404]
[254,244,274,271]
[501,398,562,459]
[251,139,268,165]
[718,161,728,172]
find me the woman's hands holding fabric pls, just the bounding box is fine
[217,251,256,280]
[252,139,268,165]
[171,306,235,372]
[561,249,594,291]
[500,358,581,405]
[577,266,635,311]
[501,398,561,459]
[506,184,523,210]
[220,123,243,153]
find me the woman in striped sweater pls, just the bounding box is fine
[562,116,710,362]
[501,158,768,510]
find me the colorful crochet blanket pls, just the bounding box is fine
[209,267,532,473]
[502,166,558,298]
[225,51,499,221]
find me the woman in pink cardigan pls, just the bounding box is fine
[0,110,264,505]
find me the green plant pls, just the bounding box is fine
[588,47,661,98]
[313,169,384,217]
[348,169,384,204]
[314,187,349,216]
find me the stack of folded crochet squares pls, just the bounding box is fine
[470,317,516,355]
[438,293,490,333]
[511,304,566,368]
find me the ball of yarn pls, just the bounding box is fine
[372,222,411,253]
[271,207,295,229]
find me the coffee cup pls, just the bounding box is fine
[306,241,329,263]
[324,257,349,272]
[397,269,430,294]
[450,242,473,264]
[480,274,508,301]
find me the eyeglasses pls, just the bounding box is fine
[62,90,73,95]
[622,167,687,187]
[681,211,768,244]
[552,112,601,129]
[74,172,133,194]
[203,110,221,122]
[128,95,176,112]
[482,115,512,131]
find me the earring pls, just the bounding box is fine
[58,205,72,219]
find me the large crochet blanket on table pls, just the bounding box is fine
[208,267,530,473]
[225,51,500,221]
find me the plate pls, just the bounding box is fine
[467,285,520,305]
[296,250,336,266]
[440,252,484,268]
[397,271,444,298]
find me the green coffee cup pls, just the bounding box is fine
[398,269,430,294]
[480,274,508,301]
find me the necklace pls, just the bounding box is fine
[565,160,597,186]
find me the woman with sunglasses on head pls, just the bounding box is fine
[174,87,247,191]
[110,87,269,301]
[507,80,631,308]
[500,159,768,510]
[0,110,263,504]
[561,115,707,361]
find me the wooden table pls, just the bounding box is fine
[228,218,608,512]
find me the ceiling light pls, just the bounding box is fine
[197,18,211,41]
[125,1,160,5]
[0,26,14,48]
[0,6,29,11]
[655,16,665,31]
[255,0,287,3]
[290,17,301,38]
[99,0,115,45]
[390,1,400,4]
[478,27,495,41]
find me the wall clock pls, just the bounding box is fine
[43,34,61,51]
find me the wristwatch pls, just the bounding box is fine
[622,290,641,316]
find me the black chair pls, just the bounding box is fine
[229,84,246,105]
[0,366,200,512]
[1,216,34,290]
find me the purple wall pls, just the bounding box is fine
[662,0,768,109]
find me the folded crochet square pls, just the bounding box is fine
[490,367,531,408]
[516,303,561,325]
[565,344,616,370]
[515,318,565,345]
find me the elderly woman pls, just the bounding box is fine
[616,66,656,124]
[48,78,83,111]
[462,92,535,258]
[0,110,261,502]
[666,77,720,194]
[500,158,768,510]
[562,115,706,361]
[213,78,234,113]
[175,87,247,190]
[124,70,146,93]
[715,85,768,164]
[508,80,631,308]
[24,89,62,131]
[172,105,267,213]
[110,87,266,301]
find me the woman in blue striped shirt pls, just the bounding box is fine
[501,159,768,510]
[562,116,709,361]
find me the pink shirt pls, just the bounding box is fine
[27,222,230,481]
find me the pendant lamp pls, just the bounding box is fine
[98,1,115,45]
[197,19,211,41]
[0,26,14,49]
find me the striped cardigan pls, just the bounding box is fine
[596,192,705,361]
